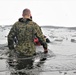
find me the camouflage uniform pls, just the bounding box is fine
[8,18,47,56]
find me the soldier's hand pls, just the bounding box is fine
[8,46,14,50]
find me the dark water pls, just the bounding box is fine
[0,44,76,75]
[0,45,55,75]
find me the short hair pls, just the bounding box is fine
[22,8,31,16]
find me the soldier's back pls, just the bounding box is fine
[15,19,36,56]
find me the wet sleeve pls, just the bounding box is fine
[8,24,16,50]
[34,23,47,49]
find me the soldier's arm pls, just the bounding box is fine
[34,23,48,53]
[8,24,16,50]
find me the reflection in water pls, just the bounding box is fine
[7,54,34,75]
[7,52,46,75]
[15,59,33,70]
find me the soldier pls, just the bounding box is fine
[8,8,48,57]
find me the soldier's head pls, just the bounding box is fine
[22,8,31,19]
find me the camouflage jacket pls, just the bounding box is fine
[8,18,47,56]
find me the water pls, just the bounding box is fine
[0,26,76,75]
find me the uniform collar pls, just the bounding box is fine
[19,18,32,23]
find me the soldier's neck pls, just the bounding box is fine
[23,16,30,19]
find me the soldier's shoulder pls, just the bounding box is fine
[13,21,20,26]
[32,21,40,27]
[12,21,22,28]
